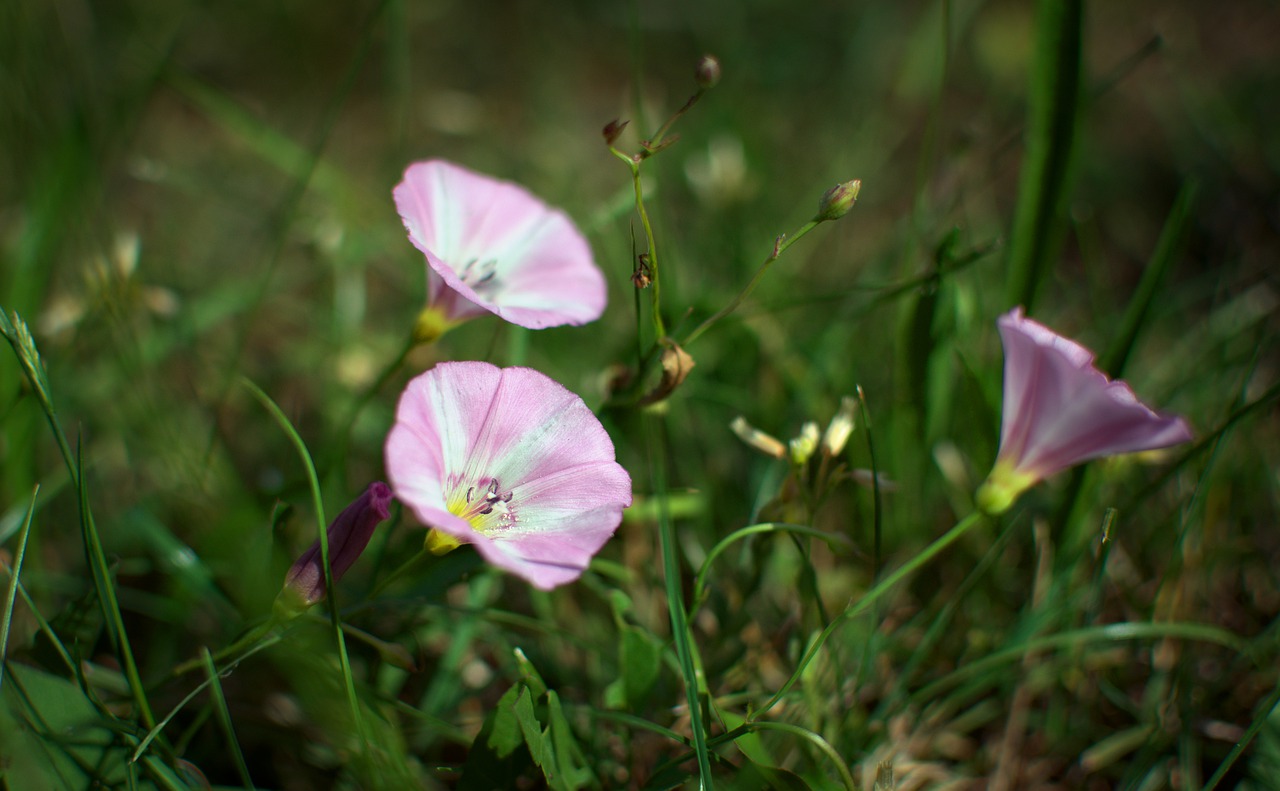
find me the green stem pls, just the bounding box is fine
[1203,678,1280,791]
[629,160,666,340]
[242,379,369,751]
[647,413,715,788]
[0,486,39,691]
[753,511,984,719]
[690,522,851,617]
[683,220,820,347]
[170,619,277,678]
[746,722,856,791]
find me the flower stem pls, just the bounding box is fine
[752,510,985,719]
[627,156,666,340]
[683,219,820,347]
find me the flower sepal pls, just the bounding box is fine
[974,461,1039,516]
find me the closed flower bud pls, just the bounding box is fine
[279,482,393,612]
[816,179,861,221]
[821,396,858,457]
[789,421,821,466]
[695,55,722,89]
[730,416,787,459]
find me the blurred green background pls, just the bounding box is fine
[2,0,1278,787]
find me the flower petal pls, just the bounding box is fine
[393,160,607,329]
[995,307,1192,479]
[385,361,632,589]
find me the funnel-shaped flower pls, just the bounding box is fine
[975,308,1192,514]
[280,482,393,610]
[393,160,607,340]
[385,362,632,589]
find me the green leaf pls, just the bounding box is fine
[0,662,148,789]
[621,626,663,712]
[457,685,533,790]
[545,690,592,791]
[487,685,525,758]
[514,686,549,772]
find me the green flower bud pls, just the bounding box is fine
[816,179,861,221]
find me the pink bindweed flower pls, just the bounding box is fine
[393,160,608,341]
[975,308,1192,515]
[279,482,393,611]
[384,361,632,590]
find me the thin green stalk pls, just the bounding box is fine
[1099,180,1198,377]
[873,516,1021,723]
[201,647,255,790]
[690,522,851,616]
[646,413,715,788]
[242,378,368,752]
[856,385,882,579]
[76,443,156,730]
[170,619,275,678]
[623,156,666,340]
[683,220,821,347]
[367,545,433,599]
[753,511,985,719]
[1202,679,1280,791]
[5,308,163,738]
[0,485,39,690]
[133,633,282,763]
[746,722,856,791]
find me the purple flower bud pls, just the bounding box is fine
[281,482,393,608]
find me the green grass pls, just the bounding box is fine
[3,0,1279,788]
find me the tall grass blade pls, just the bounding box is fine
[0,486,39,691]
[76,442,156,730]
[200,647,255,789]
[239,378,369,754]
[1100,181,1199,376]
[1005,0,1084,311]
[3,308,155,728]
[645,412,715,788]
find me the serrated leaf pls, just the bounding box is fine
[546,690,592,791]
[458,684,533,790]
[487,684,525,758]
[514,685,548,771]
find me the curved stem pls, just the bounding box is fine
[753,511,985,719]
[746,722,856,791]
[689,522,852,617]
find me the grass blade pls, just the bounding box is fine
[1099,180,1199,377]
[200,647,255,789]
[0,486,40,691]
[1005,0,1084,311]
[646,412,715,788]
[239,378,369,755]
